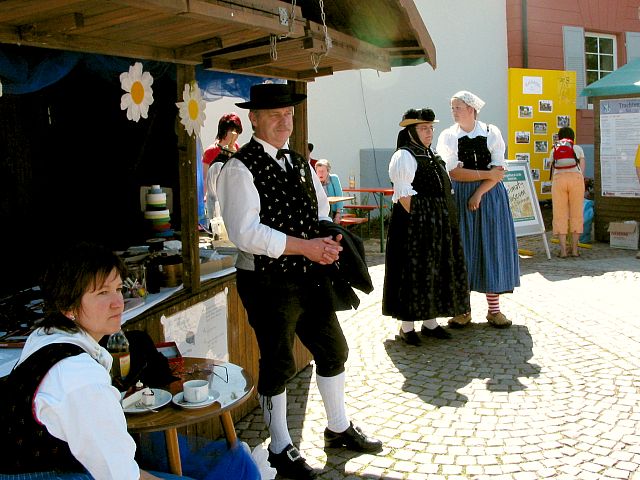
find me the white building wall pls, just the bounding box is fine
[307,0,509,186]
[200,0,508,189]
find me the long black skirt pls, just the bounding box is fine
[382,196,470,321]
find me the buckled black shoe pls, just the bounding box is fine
[324,422,383,453]
[267,444,317,479]
[397,328,421,346]
[420,325,452,339]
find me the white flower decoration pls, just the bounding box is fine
[176,82,206,138]
[120,62,154,122]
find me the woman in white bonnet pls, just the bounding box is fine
[436,91,520,329]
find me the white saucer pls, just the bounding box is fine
[172,390,220,409]
[122,388,171,414]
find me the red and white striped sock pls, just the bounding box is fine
[486,293,500,314]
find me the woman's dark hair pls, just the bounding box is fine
[40,242,127,333]
[558,126,575,141]
[216,113,243,140]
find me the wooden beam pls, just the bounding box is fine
[175,64,200,293]
[174,37,223,58]
[396,0,436,68]
[0,27,200,65]
[18,13,84,37]
[122,0,307,37]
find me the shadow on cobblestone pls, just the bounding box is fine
[383,324,541,407]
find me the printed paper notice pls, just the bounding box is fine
[523,76,543,94]
[599,98,640,197]
[161,290,229,361]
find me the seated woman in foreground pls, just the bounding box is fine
[0,242,192,480]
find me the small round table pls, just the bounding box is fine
[125,357,254,476]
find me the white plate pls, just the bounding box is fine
[172,390,220,409]
[122,388,172,414]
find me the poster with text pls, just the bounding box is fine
[161,289,229,361]
[504,160,545,237]
[599,98,640,197]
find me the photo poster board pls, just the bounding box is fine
[160,289,229,361]
[599,98,640,197]
[504,160,551,259]
[507,68,577,200]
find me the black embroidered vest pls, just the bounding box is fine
[0,343,86,474]
[234,140,320,275]
[399,145,452,198]
[457,125,492,171]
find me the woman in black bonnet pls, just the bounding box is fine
[382,108,470,346]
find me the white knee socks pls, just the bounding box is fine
[422,318,438,329]
[401,321,415,332]
[316,372,350,433]
[260,391,292,454]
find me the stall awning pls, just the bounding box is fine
[0,0,436,81]
[580,58,640,97]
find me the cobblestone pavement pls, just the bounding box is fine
[235,234,640,479]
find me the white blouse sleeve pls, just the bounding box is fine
[487,124,507,168]
[35,355,140,480]
[435,129,459,172]
[218,158,287,258]
[389,149,417,203]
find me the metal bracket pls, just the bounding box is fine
[278,7,289,26]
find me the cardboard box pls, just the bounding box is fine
[200,254,236,275]
[608,221,639,250]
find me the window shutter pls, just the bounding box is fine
[626,32,640,61]
[563,25,587,109]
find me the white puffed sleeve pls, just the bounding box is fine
[435,128,459,172]
[486,124,507,168]
[389,149,417,203]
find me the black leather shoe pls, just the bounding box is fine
[397,328,421,346]
[324,422,383,453]
[267,444,317,479]
[420,325,452,339]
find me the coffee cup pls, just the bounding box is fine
[183,379,209,403]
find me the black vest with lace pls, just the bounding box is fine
[234,139,319,275]
[457,125,492,171]
[0,342,86,474]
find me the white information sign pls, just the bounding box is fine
[504,160,550,259]
[161,289,229,361]
[599,98,640,197]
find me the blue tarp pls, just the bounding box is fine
[0,44,266,100]
[580,58,640,98]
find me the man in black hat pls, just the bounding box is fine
[217,83,382,479]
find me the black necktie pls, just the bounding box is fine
[276,148,294,173]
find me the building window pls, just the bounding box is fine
[585,33,617,85]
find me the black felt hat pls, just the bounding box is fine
[235,83,307,109]
[399,108,439,127]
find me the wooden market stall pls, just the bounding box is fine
[0,0,436,439]
[581,58,640,243]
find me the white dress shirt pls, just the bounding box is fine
[18,328,140,480]
[217,136,331,271]
[436,120,507,172]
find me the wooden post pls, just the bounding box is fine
[288,81,308,159]
[176,64,200,292]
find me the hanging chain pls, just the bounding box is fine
[311,0,332,72]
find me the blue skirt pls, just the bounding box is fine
[452,180,520,294]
